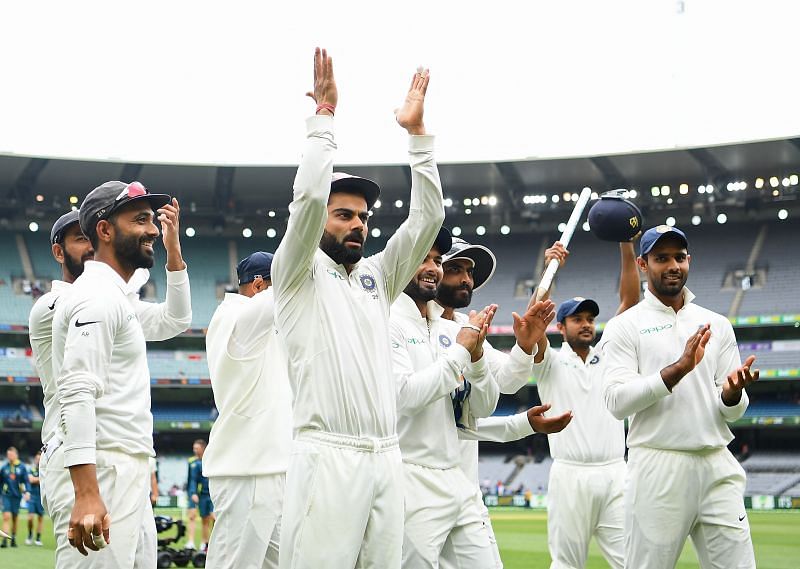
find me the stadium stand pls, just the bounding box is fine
[741,452,800,496]
[738,222,800,316]
[152,404,215,422]
[478,455,520,489]
[512,458,553,493]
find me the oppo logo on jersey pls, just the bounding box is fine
[639,323,673,335]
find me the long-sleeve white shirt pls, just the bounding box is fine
[391,293,498,469]
[452,311,537,481]
[29,280,71,446]
[272,115,445,439]
[534,343,625,464]
[600,287,748,451]
[52,262,192,466]
[203,288,292,477]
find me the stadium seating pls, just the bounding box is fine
[152,405,215,422]
[477,455,520,488]
[738,222,800,316]
[511,457,553,493]
[741,452,800,496]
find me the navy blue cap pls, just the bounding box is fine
[557,297,600,323]
[236,251,274,285]
[639,225,689,256]
[587,190,643,242]
[330,172,381,210]
[50,210,81,245]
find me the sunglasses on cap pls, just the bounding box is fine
[115,181,148,201]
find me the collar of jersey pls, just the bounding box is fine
[50,279,71,292]
[559,341,598,362]
[315,247,363,275]
[394,291,445,322]
[643,287,696,313]
[82,260,136,294]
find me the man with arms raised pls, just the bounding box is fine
[47,182,191,567]
[273,49,445,567]
[204,251,291,568]
[601,226,757,568]
[531,239,639,569]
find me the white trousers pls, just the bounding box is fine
[625,447,755,569]
[547,460,625,569]
[439,486,502,569]
[402,462,495,569]
[42,446,154,569]
[279,431,404,569]
[206,473,284,569]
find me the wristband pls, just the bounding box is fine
[316,103,335,115]
[461,324,482,333]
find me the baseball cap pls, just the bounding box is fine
[556,297,600,323]
[50,210,81,245]
[639,225,689,256]
[442,237,497,291]
[237,251,274,285]
[330,172,381,210]
[79,181,171,238]
[587,190,643,242]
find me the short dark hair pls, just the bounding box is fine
[193,439,207,447]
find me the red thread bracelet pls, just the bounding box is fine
[316,103,335,115]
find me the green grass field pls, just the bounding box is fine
[1,508,798,568]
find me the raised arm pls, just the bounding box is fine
[615,241,640,315]
[378,70,445,301]
[461,306,500,418]
[718,322,754,420]
[136,198,192,339]
[272,48,338,297]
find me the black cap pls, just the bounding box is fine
[50,210,81,245]
[237,251,274,285]
[432,227,452,257]
[330,172,381,210]
[556,297,600,322]
[442,237,497,291]
[587,190,643,242]
[79,181,171,238]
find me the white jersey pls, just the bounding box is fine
[391,293,498,469]
[204,288,292,477]
[29,280,71,445]
[533,343,625,464]
[600,288,748,451]
[452,311,536,482]
[52,261,191,466]
[272,114,445,439]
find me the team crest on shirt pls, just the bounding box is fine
[439,334,452,348]
[359,273,379,300]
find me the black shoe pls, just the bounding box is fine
[10,538,17,548]
[0,539,7,548]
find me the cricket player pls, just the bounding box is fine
[47,181,192,567]
[204,252,290,569]
[390,228,502,567]
[187,440,214,552]
[26,451,45,546]
[601,225,758,568]
[531,239,639,569]
[1,446,31,548]
[273,49,445,567]
[435,237,570,568]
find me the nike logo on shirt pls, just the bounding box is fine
[738,514,746,521]
[75,319,100,328]
[48,299,57,310]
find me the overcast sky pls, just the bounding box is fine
[2,0,798,165]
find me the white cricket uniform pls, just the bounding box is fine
[443,312,536,569]
[601,288,754,569]
[45,262,191,569]
[534,342,626,569]
[204,288,292,569]
[273,115,445,569]
[390,293,499,568]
